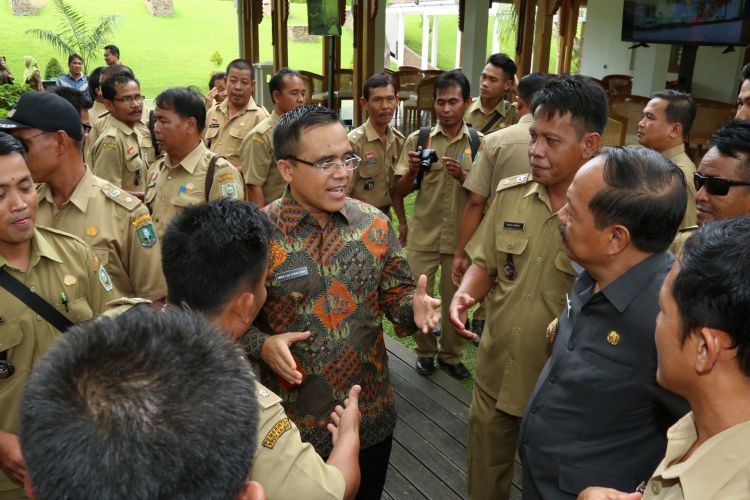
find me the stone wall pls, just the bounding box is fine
[144,0,173,16]
[9,0,39,16]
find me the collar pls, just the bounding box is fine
[655,413,750,500]
[468,97,509,117]
[274,188,352,231]
[0,229,64,271]
[65,73,85,82]
[521,181,553,212]
[269,110,280,124]
[579,252,673,313]
[218,96,260,115]
[662,143,686,160]
[164,141,206,174]
[363,118,394,145]
[110,115,136,136]
[40,167,94,213]
[517,113,533,124]
[431,121,470,144]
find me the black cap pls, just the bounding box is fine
[0,92,83,140]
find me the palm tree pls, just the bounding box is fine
[25,0,119,72]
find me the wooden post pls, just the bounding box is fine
[353,0,380,126]
[531,0,555,73]
[516,0,536,77]
[271,0,289,71]
[238,0,262,63]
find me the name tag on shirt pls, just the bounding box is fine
[503,221,525,231]
[276,267,309,282]
[208,123,220,128]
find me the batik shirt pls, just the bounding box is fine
[245,191,417,456]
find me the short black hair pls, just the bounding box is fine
[674,216,750,376]
[101,64,134,83]
[590,146,686,253]
[0,131,26,159]
[209,71,226,90]
[162,199,273,316]
[651,90,697,138]
[434,69,470,101]
[67,53,83,65]
[101,73,139,101]
[155,87,207,132]
[362,73,396,100]
[87,66,104,100]
[20,308,259,499]
[486,52,517,80]
[517,72,554,106]
[226,58,254,76]
[708,119,750,182]
[269,67,303,103]
[47,86,93,112]
[531,74,609,136]
[104,44,120,57]
[274,104,340,160]
[741,63,750,82]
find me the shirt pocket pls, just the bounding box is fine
[170,191,203,209]
[55,297,94,324]
[204,125,220,143]
[229,123,250,143]
[494,233,528,285]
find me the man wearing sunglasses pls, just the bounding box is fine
[672,120,750,253]
[244,105,440,500]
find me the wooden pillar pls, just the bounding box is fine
[531,0,556,73]
[556,0,579,74]
[515,0,536,77]
[352,0,381,126]
[271,0,288,71]
[238,0,262,63]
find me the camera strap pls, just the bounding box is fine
[0,268,74,333]
[416,126,431,152]
[467,127,480,163]
[204,154,224,201]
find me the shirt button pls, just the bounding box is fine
[36,315,42,321]
[536,257,543,263]
[567,341,575,351]
[30,286,35,292]
[530,406,537,414]
[167,175,172,180]
[549,376,557,384]
[651,482,661,495]
[161,197,166,202]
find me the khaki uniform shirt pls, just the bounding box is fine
[463,98,517,134]
[90,116,148,192]
[463,113,532,206]
[240,111,287,204]
[643,412,750,500]
[251,383,345,500]
[466,175,576,416]
[669,225,697,256]
[0,228,112,493]
[394,122,483,253]
[663,144,697,229]
[87,110,156,167]
[36,168,167,301]
[204,97,270,171]
[145,141,245,239]
[347,119,404,210]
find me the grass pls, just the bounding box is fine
[0,1,353,99]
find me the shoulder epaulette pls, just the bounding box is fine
[36,225,89,247]
[255,383,283,409]
[392,127,405,139]
[496,173,532,192]
[98,181,142,211]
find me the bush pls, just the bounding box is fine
[0,83,33,118]
[45,58,65,80]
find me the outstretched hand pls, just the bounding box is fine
[260,331,311,385]
[328,385,362,446]
[449,291,478,340]
[413,274,441,334]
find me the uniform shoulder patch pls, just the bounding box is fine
[348,126,365,142]
[496,173,531,192]
[98,264,113,292]
[255,383,283,409]
[98,181,142,211]
[131,213,157,248]
[262,418,292,449]
[216,172,235,182]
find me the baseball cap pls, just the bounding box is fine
[0,92,83,140]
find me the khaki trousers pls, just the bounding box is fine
[407,250,464,364]
[468,383,521,500]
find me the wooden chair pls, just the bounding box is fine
[403,76,438,134]
[422,69,444,79]
[688,98,736,161]
[601,112,628,147]
[602,74,633,96]
[609,95,649,145]
[299,70,325,106]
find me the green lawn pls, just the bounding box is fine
[0,1,352,99]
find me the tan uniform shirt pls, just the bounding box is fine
[347,119,404,210]
[463,113,532,206]
[240,111,287,204]
[466,175,576,415]
[87,110,156,167]
[669,225,697,256]
[90,116,148,192]
[463,98,517,134]
[643,412,750,500]
[663,143,697,229]
[394,122,483,253]
[145,141,245,239]
[0,228,112,493]
[251,383,345,500]
[36,168,167,301]
[204,97,270,170]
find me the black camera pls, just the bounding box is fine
[413,148,438,191]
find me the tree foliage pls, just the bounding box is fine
[25,0,119,72]
[45,58,65,79]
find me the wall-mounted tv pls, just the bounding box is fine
[622,0,750,46]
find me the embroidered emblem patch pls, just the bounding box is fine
[136,223,157,248]
[98,265,113,292]
[263,418,291,449]
[221,182,238,199]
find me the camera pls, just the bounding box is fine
[413,148,438,191]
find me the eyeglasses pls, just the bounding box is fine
[18,131,49,152]
[111,95,146,104]
[82,123,92,133]
[694,172,750,196]
[286,155,361,175]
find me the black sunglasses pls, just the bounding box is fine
[82,123,93,133]
[693,172,750,196]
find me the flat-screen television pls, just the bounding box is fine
[621,0,750,46]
